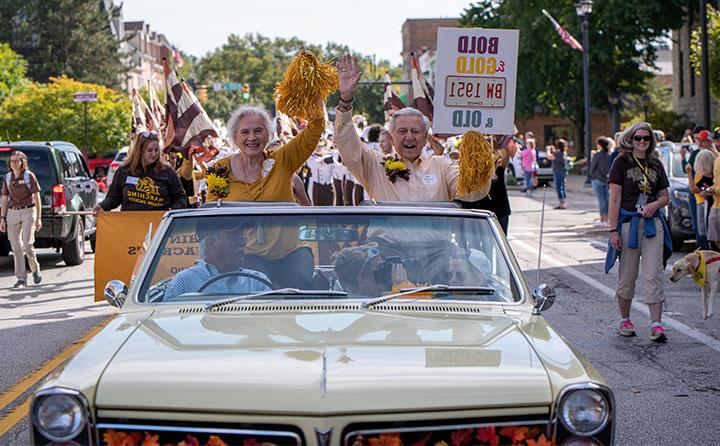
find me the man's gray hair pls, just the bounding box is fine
[389,108,430,134]
[227,105,274,147]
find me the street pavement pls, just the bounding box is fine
[0,178,717,445]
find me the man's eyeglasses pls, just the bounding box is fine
[139,130,160,140]
[632,135,652,142]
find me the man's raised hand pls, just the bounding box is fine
[337,53,362,102]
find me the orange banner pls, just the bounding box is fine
[93,211,164,301]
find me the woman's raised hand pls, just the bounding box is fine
[337,53,361,102]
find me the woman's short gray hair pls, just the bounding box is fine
[226,105,274,147]
[389,108,430,134]
[619,121,657,158]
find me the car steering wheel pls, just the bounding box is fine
[197,271,274,292]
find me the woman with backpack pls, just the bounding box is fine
[0,150,42,288]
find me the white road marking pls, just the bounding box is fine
[511,238,720,353]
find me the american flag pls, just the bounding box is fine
[383,72,405,121]
[410,53,434,122]
[542,9,583,52]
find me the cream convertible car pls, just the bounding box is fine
[30,204,614,446]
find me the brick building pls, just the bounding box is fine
[672,5,718,127]
[401,18,459,82]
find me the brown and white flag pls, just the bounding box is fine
[131,89,149,136]
[410,52,434,122]
[148,80,165,133]
[383,71,405,121]
[162,58,220,159]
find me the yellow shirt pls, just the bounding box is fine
[206,118,323,259]
[207,117,324,202]
[333,108,490,202]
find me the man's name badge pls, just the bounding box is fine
[422,174,438,185]
[126,176,139,185]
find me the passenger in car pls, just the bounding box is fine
[333,54,491,203]
[332,244,410,296]
[164,219,271,299]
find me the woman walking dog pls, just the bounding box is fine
[605,122,672,342]
[0,150,43,288]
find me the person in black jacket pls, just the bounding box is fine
[93,131,186,212]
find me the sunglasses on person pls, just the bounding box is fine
[632,135,652,142]
[360,247,380,273]
[139,130,160,140]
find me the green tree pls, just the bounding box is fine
[690,4,720,101]
[460,0,685,155]
[195,33,401,123]
[0,43,28,104]
[0,76,131,155]
[0,0,127,87]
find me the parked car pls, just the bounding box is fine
[30,204,615,446]
[665,143,694,250]
[87,151,117,178]
[0,141,97,265]
[106,146,129,187]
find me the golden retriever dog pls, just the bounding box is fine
[669,250,720,319]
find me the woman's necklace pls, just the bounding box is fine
[233,154,264,201]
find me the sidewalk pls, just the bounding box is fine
[507,174,595,195]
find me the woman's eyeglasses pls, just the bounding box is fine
[632,135,652,142]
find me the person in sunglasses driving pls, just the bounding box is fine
[93,131,187,213]
[332,243,409,296]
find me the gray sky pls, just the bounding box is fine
[120,0,474,65]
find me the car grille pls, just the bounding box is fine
[343,416,553,446]
[95,420,303,446]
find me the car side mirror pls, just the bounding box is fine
[104,280,127,308]
[532,284,556,315]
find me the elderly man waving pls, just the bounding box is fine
[334,54,491,202]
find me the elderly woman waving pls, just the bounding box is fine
[206,104,324,202]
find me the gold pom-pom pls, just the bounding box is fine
[457,131,494,196]
[274,50,339,120]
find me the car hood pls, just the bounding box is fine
[95,309,552,414]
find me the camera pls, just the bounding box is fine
[373,256,402,284]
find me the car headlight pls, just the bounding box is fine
[673,190,690,201]
[559,389,610,436]
[33,391,86,442]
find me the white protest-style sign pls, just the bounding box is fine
[432,27,519,135]
[73,91,98,102]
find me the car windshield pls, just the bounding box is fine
[138,213,519,304]
[0,148,54,192]
[671,152,685,178]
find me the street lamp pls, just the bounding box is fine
[608,93,620,134]
[641,94,651,123]
[576,0,593,185]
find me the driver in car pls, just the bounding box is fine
[332,243,409,296]
[164,219,272,299]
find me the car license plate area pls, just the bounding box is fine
[344,419,553,446]
[444,76,507,108]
